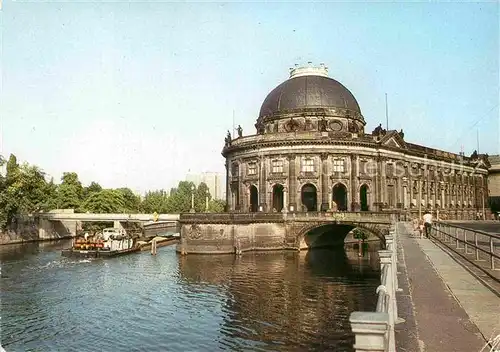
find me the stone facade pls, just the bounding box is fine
[178,212,392,254]
[222,64,490,220]
[488,155,500,216]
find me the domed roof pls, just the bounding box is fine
[259,65,361,118]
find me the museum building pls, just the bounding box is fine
[222,64,490,219]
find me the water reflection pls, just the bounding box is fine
[0,240,71,263]
[2,240,380,352]
[179,245,380,351]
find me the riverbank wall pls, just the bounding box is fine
[0,214,77,245]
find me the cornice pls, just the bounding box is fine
[222,138,487,171]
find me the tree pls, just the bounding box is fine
[141,190,169,214]
[166,181,196,213]
[83,181,102,200]
[15,164,49,213]
[207,199,226,213]
[42,178,59,211]
[194,182,211,212]
[116,188,141,213]
[82,189,125,213]
[56,172,83,210]
[5,154,19,187]
[0,156,53,229]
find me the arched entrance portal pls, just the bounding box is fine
[249,185,258,212]
[360,184,369,211]
[301,183,317,211]
[272,184,284,212]
[332,183,348,211]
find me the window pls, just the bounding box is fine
[248,162,257,176]
[386,163,394,176]
[231,163,239,177]
[333,159,344,172]
[387,185,395,207]
[302,158,314,172]
[272,159,283,174]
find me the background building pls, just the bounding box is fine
[186,171,224,200]
[222,63,490,220]
[488,155,500,218]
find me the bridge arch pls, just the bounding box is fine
[294,221,387,250]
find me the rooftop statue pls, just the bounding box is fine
[224,130,232,146]
[237,125,243,138]
[318,117,327,132]
[372,123,387,136]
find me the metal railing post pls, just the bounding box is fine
[464,230,468,254]
[475,233,479,261]
[490,237,495,270]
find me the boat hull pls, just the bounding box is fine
[61,247,139,259]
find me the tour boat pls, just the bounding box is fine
[61,228,139,259]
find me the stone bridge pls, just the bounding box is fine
[178,212,395,255]
[35,211,180,239]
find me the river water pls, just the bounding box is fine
[1,240,381,351]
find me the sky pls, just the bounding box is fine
[1,1,499,195]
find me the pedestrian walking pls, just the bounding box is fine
[423,210,433,238]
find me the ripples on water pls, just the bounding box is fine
[1,240,380,351]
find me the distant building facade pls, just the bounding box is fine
[488,155,500,217]
[222,64,490,219]
[186,172,224,200]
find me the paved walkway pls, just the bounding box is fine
[395,222,500,352]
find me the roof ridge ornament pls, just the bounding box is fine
[289,62,328,78]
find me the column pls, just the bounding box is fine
[351,155,360,211]
[288,154,297,211]
[321,153,329,211]
[283,186,288,213]
[225,160,230,211]
[239,163,246,211]
[396,177,402,209]
[259,156,267,212]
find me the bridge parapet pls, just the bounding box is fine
[287,211,394,224]
[179,211,394,225]
[180,212,286,224]
[349,224,402,352]
[37,213,180,222]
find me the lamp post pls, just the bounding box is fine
[190,185,195,213]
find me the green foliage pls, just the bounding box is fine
[352,228,368,240]
[0,152,227,230]
[0,158,50,229]
[194,182,211,212]
[56,172,83,210]
[116,188,141,212]
[82,189,125,213]
[141,190,169,213]
[207,199,226,213]
[83,181,102,199]
[166,181,196,213]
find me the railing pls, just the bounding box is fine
[432,221,500,273]
[349,224,402,352]
[37,213,180,222]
